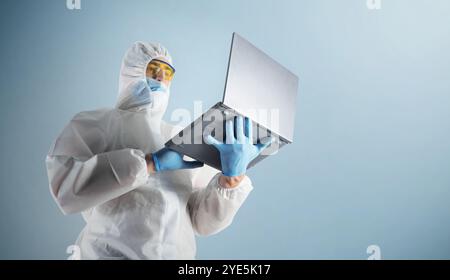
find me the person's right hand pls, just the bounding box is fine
[148,147,204,172]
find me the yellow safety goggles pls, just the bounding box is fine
[146,59,176,82]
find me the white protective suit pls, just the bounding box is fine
[45,42,254,260]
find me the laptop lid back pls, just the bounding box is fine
[223,33,298,143]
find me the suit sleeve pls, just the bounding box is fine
[187,172,253,236]
[45,111,149,215]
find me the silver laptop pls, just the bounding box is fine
[165,32,299,171]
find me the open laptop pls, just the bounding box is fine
[165,32,299,171]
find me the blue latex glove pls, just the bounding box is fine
[205,116,274,177]
[152,147,204,172]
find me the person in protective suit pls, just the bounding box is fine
[45,42,271,260]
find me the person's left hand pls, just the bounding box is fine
[205,116,274,177]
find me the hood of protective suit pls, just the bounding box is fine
[116,42,173,119]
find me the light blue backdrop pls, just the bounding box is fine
[0,0,449,259]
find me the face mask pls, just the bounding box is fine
[119,78,170,111]
[146,78,168,93]
[124,83,152,109]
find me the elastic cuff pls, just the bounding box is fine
[131,149,150,182]
[152,153,161,172]
[215,174,250,200]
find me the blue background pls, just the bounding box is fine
[0,0,449,259]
